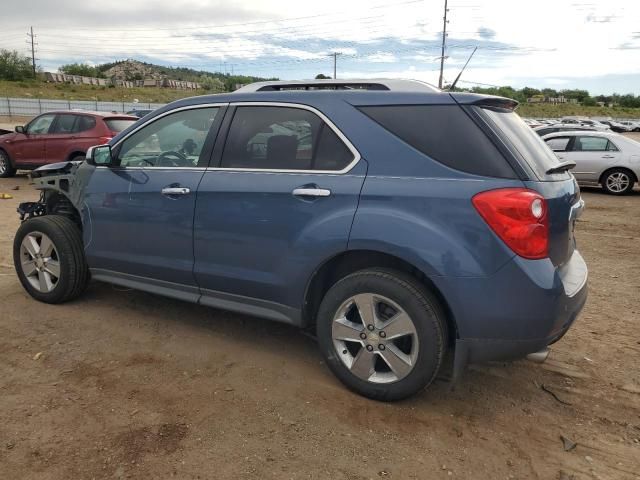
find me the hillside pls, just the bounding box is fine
[94,59,273,90]
[0,79,204,103]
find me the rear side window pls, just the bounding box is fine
[571,136,615,152]
[479,108,564,180]
[358,105,515,178]
[221,106,354,171]
[104,118,137,132]
[75,115,96,133]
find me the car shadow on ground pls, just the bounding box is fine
[75,279,532,409]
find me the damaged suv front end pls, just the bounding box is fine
[17,159,94,225]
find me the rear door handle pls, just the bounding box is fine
[292,188,331,198]
[601,155,615,158]
[161,187,191,196]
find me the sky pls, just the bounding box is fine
[1,0,639,94]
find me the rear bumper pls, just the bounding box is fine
[444,249,588,380]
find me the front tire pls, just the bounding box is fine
[13,215,89,303]
[0,150,16,178]
[316,269,446,401]
[601,168,635,195]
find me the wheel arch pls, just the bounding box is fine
[67,150,86,161]
[302,249,458,346]
[41,189,82,229]
[599,166,638,185]
[0,146,15,166]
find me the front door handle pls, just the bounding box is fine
[161,187,191,196]
[292,187,331,198]
[601,155,615,158]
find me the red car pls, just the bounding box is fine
[0,111,138,177]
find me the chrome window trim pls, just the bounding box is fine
[95,166,207,172]
[110,103,228,169]
[209,101,362,175]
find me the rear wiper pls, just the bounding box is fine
[546,161,576,175]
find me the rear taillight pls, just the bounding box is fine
[472,188,548,259]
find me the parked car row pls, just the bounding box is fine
[525,116,640,133]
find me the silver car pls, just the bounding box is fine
[542,131,640,195]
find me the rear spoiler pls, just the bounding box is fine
[450,93,519,111]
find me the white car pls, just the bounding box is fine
[560,118,610,131]
[542,131,640,195]
[618,120,640,132]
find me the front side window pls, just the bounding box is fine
[572,136,608,152]
[220,106,354,171]
[545,137,571,152]
[27,114,56,135]
[117,107,219,168]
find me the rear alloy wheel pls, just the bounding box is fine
[602,169,635,195]
[0,150,16,178]
[14,215,89,303]
[317,269,446,401]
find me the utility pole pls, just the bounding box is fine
[438,0,449,89]
[27,26,37,78]
[329,52,342,79]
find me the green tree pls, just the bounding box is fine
[59,63,103,78]
[199,75,225,92]
[582,97,597,106]
[560,89,590,103]
[0,49,34,80]
[315,73,331,79]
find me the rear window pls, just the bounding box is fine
[479,108,566,180]
[358,105,516,178]
[104,118,136,132]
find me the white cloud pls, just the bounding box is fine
[0,0,638,92]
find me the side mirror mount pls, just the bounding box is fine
[86,144,114,166]
[15,126,25,134]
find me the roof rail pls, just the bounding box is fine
[234,79,440,93]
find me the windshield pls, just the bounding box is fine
[478,107,569,180]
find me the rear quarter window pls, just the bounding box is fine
[358,105,516,178]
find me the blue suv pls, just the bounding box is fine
[13,80,588,400]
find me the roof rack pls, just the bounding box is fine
[234,79,440,93]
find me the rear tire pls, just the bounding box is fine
[13,215,89,303]
[316,268,446,401]
[601,168,635,195]
[0,150,16,178]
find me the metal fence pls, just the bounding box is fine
[0,97,166,117]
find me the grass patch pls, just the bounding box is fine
[0,79,207,103]
[517,103,640,119]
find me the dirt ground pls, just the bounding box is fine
[0,175,639,480]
